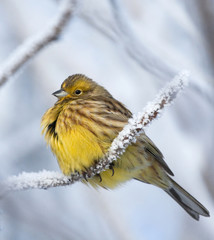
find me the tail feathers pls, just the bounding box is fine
[165,178,210,220]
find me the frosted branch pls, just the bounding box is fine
[1,71,189,194]
[0,0,75,87]
[2,171,71,192]
[89,70,189,176]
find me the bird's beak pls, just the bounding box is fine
[52,89,68,98]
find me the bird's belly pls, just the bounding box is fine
[51,125,106,175]
[88,167,134,189]
[50,125,151,188]
[88,144,152,189]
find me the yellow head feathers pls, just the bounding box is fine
[53,74,112,100]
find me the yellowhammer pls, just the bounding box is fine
[41,74,209,220]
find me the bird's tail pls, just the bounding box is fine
[165,177,210,220]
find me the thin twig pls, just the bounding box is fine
[89,70,189,176]
[1,71,189,194]
[0,0,75,87]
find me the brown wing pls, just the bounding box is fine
[141,134,174,176]
[85,97,132,130]
[88,97,174,176]
[81,97,173,175]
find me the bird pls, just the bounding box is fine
[41,74,210,220]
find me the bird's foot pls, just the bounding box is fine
[97,174,102,182]
[109,162,115,176]
[82,167,94,182]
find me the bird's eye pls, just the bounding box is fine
[75,89,82,95]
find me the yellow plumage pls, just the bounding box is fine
[41,74,209,220]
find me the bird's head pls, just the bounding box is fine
[52,74,112,101]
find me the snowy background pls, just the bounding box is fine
[0,0,214,239]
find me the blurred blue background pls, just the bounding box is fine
[0,0,214,239]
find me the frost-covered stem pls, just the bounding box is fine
[1,71,189,194]
[89,70,189,176]
[2,171,72,193]
[0,0,75,87]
